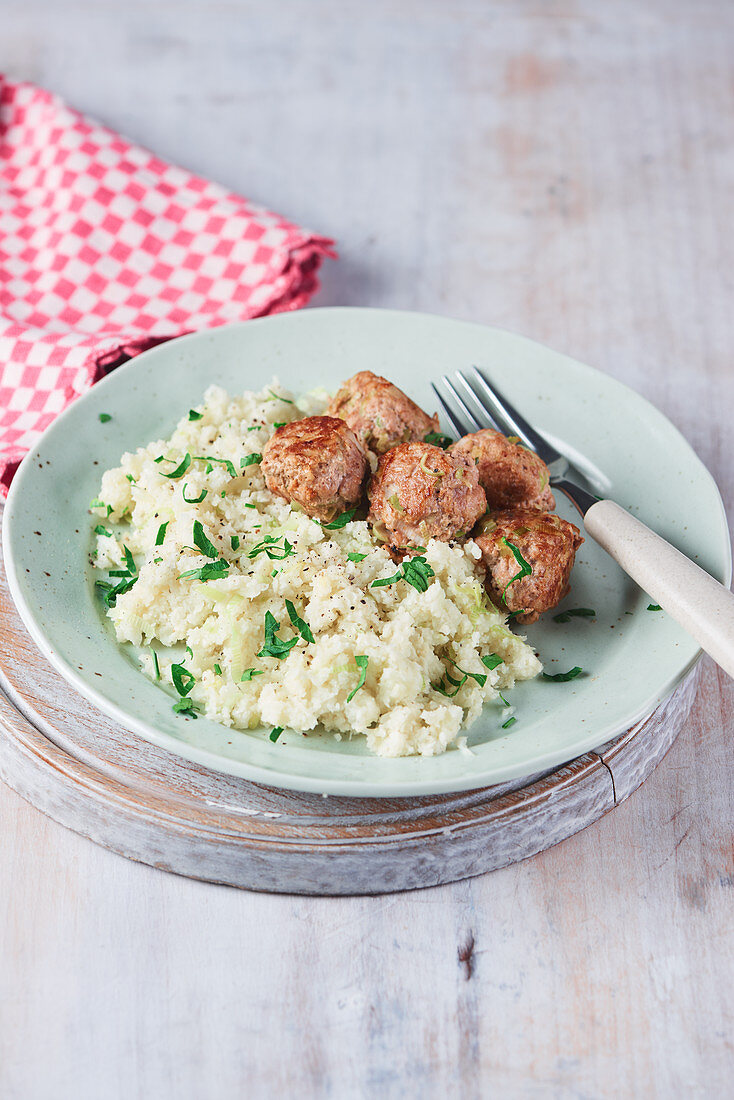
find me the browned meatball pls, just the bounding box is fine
[367,442,486,551]
[262,416,367,522]
[326,371,440,455]
[474,510,584,624]
[449,429,555,512]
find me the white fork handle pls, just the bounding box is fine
[584,500,734,679]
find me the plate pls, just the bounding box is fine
[3,308,731,796]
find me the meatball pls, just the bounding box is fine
[367,442,486,551]
[326,371,440,455]
[449,429,554,512]
[474,510,584,624]
[262,416,367,522]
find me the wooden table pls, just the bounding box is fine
[2,2,732,1096]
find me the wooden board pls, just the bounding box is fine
[0,557,700,894]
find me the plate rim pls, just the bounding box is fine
[2,307,731,796]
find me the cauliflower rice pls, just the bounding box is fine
[90,380,541,756]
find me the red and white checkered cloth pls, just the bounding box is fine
[0,77,335,495]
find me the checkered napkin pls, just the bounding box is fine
[0,77,335,495]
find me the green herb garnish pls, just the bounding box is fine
[286,599,315,644]
[318,507,357,531]
[94,524,111,537]
[179,559,230,582]
[95,576,138,607]
[424,431,452,449]
[542,666,584,682]
[182,484,207,504]
[155,521,168,546]
[273,421,286,428]
[432,658,487,698]
[481,654,504,671]
[258,611,298,659]
[152,650,160,681]
[188,409,203,421]
[171,663,195,697]
[347,552,368,563]
[346,655,369,702]
[269,726,284,742]
[501,538,532,601]
[240,453,262,469]
[230,535,240,550]
[99,413,112,423]
[172,699,199,719]
[247,535,294,561]
[501,716,517,729]
[162,453,192,479]
[125,474,136,483]
[647,603,662,611]
[266,389,294,404]
[552,608,596,623]
[240,668,264,681]
[192,520,219,559]
[90,498,113,516]
[371,555,435,593]
[401,556,434,592]
[193,455,237,478]
[121,546,137,575]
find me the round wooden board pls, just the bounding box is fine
[0,552,700,895]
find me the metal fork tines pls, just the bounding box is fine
[432,366,566,476]
[432,367,600,516]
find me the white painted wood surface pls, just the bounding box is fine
[1,2,732,1096]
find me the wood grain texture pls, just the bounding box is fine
[1,1,733,1097]
[0,557,700,893]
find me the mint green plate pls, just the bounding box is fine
[3,309,731,796]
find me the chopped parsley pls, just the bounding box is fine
[96,574,137,609]
[553,608,596,623]
[347,552,368,563]
[179,559,230,582]
[99,413,112,423]
[182,484,207,504]
[240,453,262,468]
[230,535,240,550]
[94,524,111,537]
[125,474,136,483]
[90,498,113,516]
[346,655,369,702]
[122,545,137,575]
[501,538,532,601]
[371,555,435,593]
[432,658,487,698]
[318,507,356,530]
[213,664,222,676]
[152,650,160,681]
[172,699,199,718]
[188,409,204,421]
[286,599,315,644]
[247,535,294,561]
[162,453,192,479]
[424,430,452,449]
[501,716,517,729]
[481,653,504,671]
[171,663,195,696]
[266,389,294,404]
[155,521,168,546]
[269,726,284,742]
[542,666,584,682]
[647,603,662,611]
[192,520,219,559]
[193,455,237,478]
[240,668,264,681]
[273,421,286,428]
[258,611,298,659]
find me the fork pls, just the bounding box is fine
[433,367,734,679]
